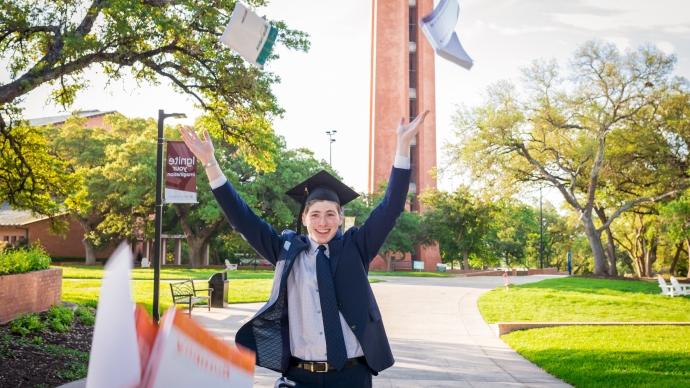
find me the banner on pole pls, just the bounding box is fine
[165,141,197,204]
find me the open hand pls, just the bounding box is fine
[178,126,215,165]
[396,110,430,150]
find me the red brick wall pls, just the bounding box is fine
[0,226,28,247]
[26,216,114,259]
[0,268,62,323]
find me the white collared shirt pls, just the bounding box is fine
[287,238,364,361]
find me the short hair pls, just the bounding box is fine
[303,199,344,219]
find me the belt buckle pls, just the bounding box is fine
[308,361,329,373]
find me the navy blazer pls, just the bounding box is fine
[212,167,410,374]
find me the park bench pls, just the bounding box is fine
[169,279,213,315]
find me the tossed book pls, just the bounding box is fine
[220,2,278,67]
[86,243,255,388]
[420,0,473,70]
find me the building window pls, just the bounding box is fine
[409,98,418,121]
[408,5,417,43]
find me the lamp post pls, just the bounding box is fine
[153,109,186,322]
[539,185,544,269]
[325,130,337,166]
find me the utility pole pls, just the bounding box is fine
[539,185,544,269]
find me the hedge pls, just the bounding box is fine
[0,246,51,275]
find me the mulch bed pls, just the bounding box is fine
[0,311,93,388]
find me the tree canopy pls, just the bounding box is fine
[0,0,309,214]
[449,41,690,276]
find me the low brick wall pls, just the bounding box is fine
[496,321,690,336]
[0,268,62,324]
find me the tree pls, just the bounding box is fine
[449,41,689,276]
[0,0,309,213]
[420,187,489,270]
[49,113,157,263]
[377,210,424,272]
[485,200,539,269]
[660,194,690,277]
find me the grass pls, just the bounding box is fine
[62,278,273,313]
[54,265,274,280]
[56,264,427,315]
[503,325,690,387]
[55,265,446,280]
[479,276,690,387]
[479,277,690,323]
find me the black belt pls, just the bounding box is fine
[290,357,365,373]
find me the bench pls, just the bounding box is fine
[169,279,213,315]
[224,259,238,271]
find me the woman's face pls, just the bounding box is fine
[302,200,343,244]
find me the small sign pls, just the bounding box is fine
[165,141,197,204]
[413,261,424,271]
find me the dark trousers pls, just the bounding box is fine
[281,362,372,388]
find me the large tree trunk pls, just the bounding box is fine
[462,250,469,270]
[581,215,608,276]
[594,207,618,277]
[75,218,97,265]
[186,237,206,268]
[82,238,97,265]
[686,238,690,278]
[644,237,658,277]
[669,242,683,276]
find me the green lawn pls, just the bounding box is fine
[62,278,273,313]
[504,325,690,387]
[479,277,690,322]
[479,277,690,387]
[58,264,387,314]
[54,265,274,280]
[54,265,446,280]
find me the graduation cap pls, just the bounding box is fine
[286,170,359,232]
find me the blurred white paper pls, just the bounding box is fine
[420,0,473,70]
[86,242,140,388]
[220,2,277,67]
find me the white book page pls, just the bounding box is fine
[420,0,459,47]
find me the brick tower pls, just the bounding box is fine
[368,0,441,271]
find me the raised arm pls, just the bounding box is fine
[355,111,430,262]
[178,126,282,264]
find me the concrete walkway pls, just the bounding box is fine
[193,275,572,387]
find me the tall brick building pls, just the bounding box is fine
[369,0,441,271]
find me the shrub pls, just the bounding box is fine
[75,306,95,326]
[10,313,45,336]
[47,306,74,333]
[0,245,51,275]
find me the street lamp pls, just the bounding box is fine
[153,109,186,322]
[325,130,337,166]
[539,185,544,269]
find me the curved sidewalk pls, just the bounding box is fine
[194,275,571,387]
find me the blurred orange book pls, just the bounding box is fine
[134,305,255,388]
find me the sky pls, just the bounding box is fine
[18,0,690,203]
